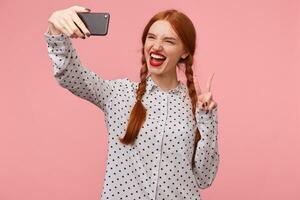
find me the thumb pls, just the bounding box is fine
[70,5,91,12]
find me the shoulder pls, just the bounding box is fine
[120,77,139,89]
[109,77,137,97]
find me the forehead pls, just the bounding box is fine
[148,20,178,38]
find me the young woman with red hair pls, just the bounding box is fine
[45,5,219,200]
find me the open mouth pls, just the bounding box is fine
[150,52,166,60]
[149,52,167,67]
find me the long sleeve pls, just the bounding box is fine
[44,30,123,114]
[193,106,220,189]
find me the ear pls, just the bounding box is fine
[181,52,189,59]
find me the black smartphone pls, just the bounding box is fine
[76,12,110,36]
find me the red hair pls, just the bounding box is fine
[119,9,200,169]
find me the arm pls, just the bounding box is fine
[193,106,220,189]
[44,29,121,114]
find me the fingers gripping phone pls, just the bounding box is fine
[76,12,110,36]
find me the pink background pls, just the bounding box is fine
[0,0,299,199]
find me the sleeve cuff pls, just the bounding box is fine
[196,105,218,124]
[44,30,69,39]
[44,30,72,53]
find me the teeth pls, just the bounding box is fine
[150,53,166,59]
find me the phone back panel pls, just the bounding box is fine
[77,13,110,36]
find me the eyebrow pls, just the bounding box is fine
[147,32,177,41]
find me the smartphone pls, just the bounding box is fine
[76,12,110,36]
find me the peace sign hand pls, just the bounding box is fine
[195,73,218,114]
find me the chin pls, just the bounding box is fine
[147,62,167,76]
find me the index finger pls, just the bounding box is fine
[194,74,202,95]
[206,72,215,92]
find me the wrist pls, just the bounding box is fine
[47,23,62,35]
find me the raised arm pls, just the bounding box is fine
[46,32,125,113]
[44,6,124,114]
[193,106,220,189]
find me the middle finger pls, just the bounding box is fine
[203,92,212,103]
[72,12,91,36]
[63,17,85,38]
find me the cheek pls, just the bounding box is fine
[143,44,150,55]
[164,45,179,54]
[167,51,181,61]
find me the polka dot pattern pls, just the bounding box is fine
[44,31,220,200]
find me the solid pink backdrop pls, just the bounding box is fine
[0,0,299,199]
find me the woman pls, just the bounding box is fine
[45,5,219,200]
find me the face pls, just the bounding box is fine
[144,20,188,77]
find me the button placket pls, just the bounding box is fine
[153,92,169,199]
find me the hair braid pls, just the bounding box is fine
[119,55,148,145]
[184,57,202,169]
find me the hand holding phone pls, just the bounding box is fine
[47,6,110,39]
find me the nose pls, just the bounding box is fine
[152,41,163,51]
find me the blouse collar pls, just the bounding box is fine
[145,75,187,98]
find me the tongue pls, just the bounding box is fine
[151,58,165,66]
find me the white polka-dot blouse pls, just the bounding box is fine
[44,30,220,200]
